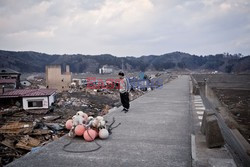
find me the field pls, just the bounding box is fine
[192,74,250,143]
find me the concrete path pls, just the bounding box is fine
[8,75,192,167]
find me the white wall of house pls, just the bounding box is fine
[48,93,55,106]
[22,96,49,110]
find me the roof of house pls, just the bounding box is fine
[0,89,56,98]
[0,68,20,75]
[0,79,16,84]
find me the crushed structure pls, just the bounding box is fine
[46,65,72,91]
[0,68,21,94]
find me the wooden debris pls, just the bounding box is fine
[1,139,15,150]
[0,122,33,134]
[30,129,52,136]
[15,135,40,151]
[0,108,23,117]
[43,116,61,121]
[26,109,49,115]
[52,135,59,141]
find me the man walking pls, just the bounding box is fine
[118,71,130,113]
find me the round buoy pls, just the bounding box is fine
[82,113,88,122]
[88,116,94,121]
[91,119,99,128]
[75,125,85,136]
[96,116,104,121]
[99,129,109,139]
[83,129,97,142]
[100,120,106,127]
[93,128,99,137]
[65,119,73,130]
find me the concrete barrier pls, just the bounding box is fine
[190,76,200,95]
[206,115,225,148]
[200,109,215,135]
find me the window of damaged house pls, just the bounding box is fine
[28,100,43,107]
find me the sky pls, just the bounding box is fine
[0,0,249,57]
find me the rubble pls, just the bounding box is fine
[0,88,120,166]
[30,129,52,136]
[26,109,50,115]
[43,116,61,121]
[1,139,15,150]
[0,122,33,134]
[44,123,64,131]
[15,136,40,151]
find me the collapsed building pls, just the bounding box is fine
[0,68,21,94]
[46,65,72,92]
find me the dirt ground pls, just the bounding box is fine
[213,88,250,143]
[192,74,250,144]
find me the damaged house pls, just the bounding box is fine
[46,65,72,92]
[0,68,21,94]
[0,89,56,110]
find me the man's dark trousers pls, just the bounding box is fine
[120,92,130,109]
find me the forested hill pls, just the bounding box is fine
[0,50,249,73]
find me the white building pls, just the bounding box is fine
[99,65,113,74]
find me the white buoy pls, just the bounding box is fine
[99,129,109,139]
[96,116,104,121]
[88,116,94,121]
[100,120,106,127]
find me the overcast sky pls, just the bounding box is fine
[0,0,249,57]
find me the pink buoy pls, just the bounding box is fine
[65,119,73,130]
[75,125,85,136]
[83,129,97,142]
[93,128,99,137]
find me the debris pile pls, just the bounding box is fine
[0,89,136,166]
[0,108,66,166]
[56,96,90,108]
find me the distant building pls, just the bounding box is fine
[0,89,56,110]
[46,65,72,91]
[0,68,21,94]
[99,65,113,74]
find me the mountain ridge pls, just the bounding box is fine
[0,50,249,73]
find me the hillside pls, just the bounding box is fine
[0,50,249,73]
